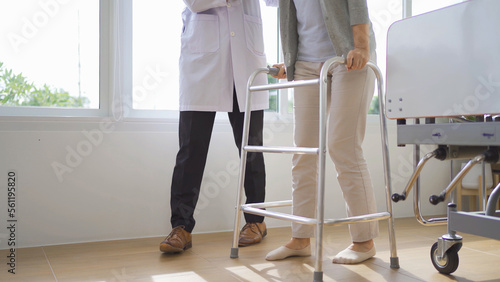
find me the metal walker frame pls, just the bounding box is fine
[229,56,400,282]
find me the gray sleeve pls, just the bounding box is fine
[347,0,370,25]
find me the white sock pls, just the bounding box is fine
[265,245,311,261]
[332,245,376,264]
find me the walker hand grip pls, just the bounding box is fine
[267,66,280,77]
[429,194,445,205]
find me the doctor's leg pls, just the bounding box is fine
[170,111,216,233]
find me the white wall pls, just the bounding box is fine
[0,115,449,249]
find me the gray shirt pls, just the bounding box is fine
[293,0,336,62]
[278,0,376,81]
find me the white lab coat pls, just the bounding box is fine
[179,0,269,112]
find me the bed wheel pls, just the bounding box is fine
[430,242,460,274]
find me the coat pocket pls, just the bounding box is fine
[244,14,265,56]
[183,14,220,53]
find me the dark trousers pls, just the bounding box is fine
[170,96,266,233]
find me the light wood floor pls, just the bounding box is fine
[2,217,500,281]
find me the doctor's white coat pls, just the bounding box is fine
[179,0,269,112]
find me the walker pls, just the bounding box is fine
[229,56,400,282]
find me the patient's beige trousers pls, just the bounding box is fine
[291,58,379,242]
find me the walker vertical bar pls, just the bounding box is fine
[313,57,341,281]
[231,68,269,258]
[367,62,400,268]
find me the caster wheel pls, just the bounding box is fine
[430,242,460,274]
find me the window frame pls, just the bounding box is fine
[1,0,461,121]
[0,0,109,118]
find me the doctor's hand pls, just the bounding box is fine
[270,63,287,79]
[346,47,369,71]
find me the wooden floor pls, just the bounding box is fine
[2,217,500,281]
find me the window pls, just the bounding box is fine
[131,1,280,115]
[367,0,404,114]
[412,0,465,16]
[132,0,182,111]
[365,0,464,114]
[0,1,466,119]
[261,4,280,113]
[0,0,100,115]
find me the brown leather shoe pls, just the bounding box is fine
[159,226,192,253]
[238,222,267,247]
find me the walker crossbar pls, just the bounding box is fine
[242,206,390,227]
[244,145,319,154]
[243,200,292,209]
[324,212,391,226]
[230,56,400,280]
[249,79,320,92]
[242,206,318,225]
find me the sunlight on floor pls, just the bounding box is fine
[225,262,335,281]
[226,263,281,281]
[152,271,207,282]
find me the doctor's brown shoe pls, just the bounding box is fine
[160,226,192,253]
[238,222,267,246]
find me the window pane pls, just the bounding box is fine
[132,0,182,111]
[367,0,403,114]
[0,0,99,108]
[261,4,279,113]
[412,0,464,16]
[132,1,279,112]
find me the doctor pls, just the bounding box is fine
[160,0,270,253]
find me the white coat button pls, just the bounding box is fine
[231,32,235,37]
[227,3,231,7]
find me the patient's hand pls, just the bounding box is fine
[271,63,287,79]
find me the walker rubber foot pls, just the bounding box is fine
[313,271,323,282]
[391,257,400,269]
[230,247,239,258]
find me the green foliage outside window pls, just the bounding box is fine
[0,62,89,108]
[267,73,278,112]
[368,95,379,115]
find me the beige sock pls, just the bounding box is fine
[332,245,376,264]
[265,245,311,261]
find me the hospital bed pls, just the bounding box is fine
[387,0,500,274]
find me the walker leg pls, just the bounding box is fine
[369,61,400,269]
[390,257,400,269]
[230,247,239,259]
[388,215,400,269]
[313,271,323,282]
[230,94,253,258]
